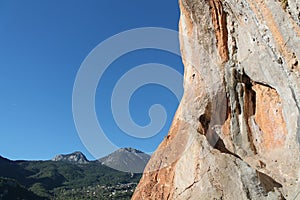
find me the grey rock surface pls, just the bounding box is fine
[98,148,150,173]
[52,151,89,164]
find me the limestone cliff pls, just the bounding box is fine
[132,0,300,199]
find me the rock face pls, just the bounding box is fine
[52,151,89,164]
[98,148,150,173]
[132,0,300,199]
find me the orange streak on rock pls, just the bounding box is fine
[132,119,190,200]
[221,112,231,137]
[247,0,299,70]
[253,84,287,150]
[209,0,229,63]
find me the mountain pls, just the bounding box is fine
[0,149,145,199]
[133,0,300,200]
[52,151,89,164]
[51,148,151,173]
[98,148,151,173]
[0,155,10,162]
[0,177,43,200]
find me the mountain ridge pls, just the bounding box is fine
[52,151,89,164]
[0,147,148,199]
[51,148,150,173]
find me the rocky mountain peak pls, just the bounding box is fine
[98,148,150,173]
[119,147,143,154]
[52,151,89,164]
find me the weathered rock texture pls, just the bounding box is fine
[132,0,300,199]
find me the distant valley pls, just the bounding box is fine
[0,148,150,200]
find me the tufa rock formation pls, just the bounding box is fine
[132,0,300,199]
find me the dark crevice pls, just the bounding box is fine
[245,188,251,199]
[242,73,259,155]
[178,180,199,196]
[279,193,286,200]
[231,68,242,115]
[251,91,256,115]
[257,171,283,195]
[259,160,266,168]
[199,115,210,133]
[241,72,253,90]
[253,81,275,90]
[240,72,256,116]
[214,138,241,159]
[166,189,171,200]
[198,102,212,134]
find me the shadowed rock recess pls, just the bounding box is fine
[132,0,300,199]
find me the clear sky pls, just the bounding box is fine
[0,0,184,160]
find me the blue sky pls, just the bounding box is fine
[0,0,183,160]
